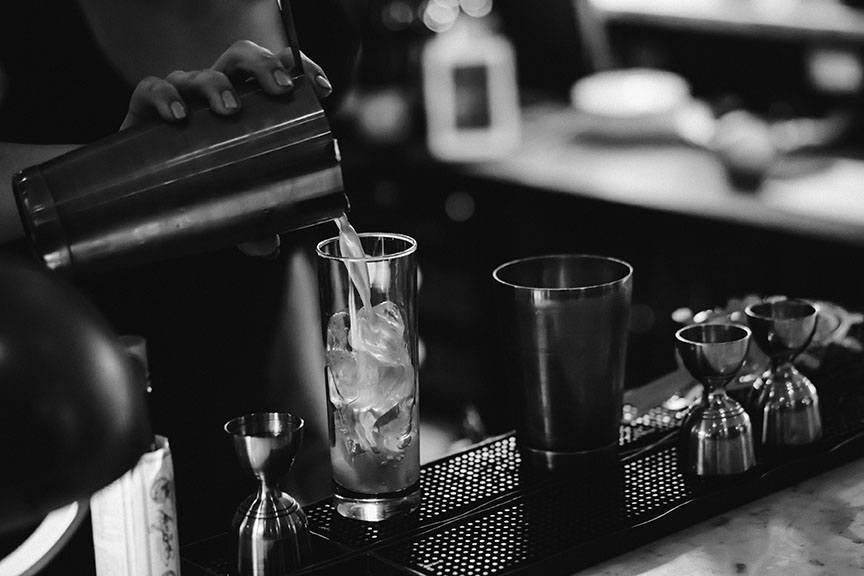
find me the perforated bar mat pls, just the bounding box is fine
[182,348,864,576]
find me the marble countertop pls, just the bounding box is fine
[579,457,864,575]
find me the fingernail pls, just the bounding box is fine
[221,90,239,110]
[170,101,186,120]
[273,69,293,88]
[316,75,333,93]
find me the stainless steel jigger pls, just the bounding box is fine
[675,324,756,476]
[225,412,310,576]
[745,299,822,449]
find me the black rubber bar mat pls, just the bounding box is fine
[182,342,864,576]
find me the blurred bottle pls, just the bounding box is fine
[90,336,182,576]
[422,13,520,161]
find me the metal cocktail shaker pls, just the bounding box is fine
[493,255,633,471]
[13,0,346,274]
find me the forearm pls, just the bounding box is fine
[0,143,78,244]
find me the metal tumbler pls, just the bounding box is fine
[493,254,633,471]
[13,0,346,274]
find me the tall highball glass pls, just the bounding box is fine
[316,233,421,521]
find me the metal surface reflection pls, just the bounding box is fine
[225,412,310,576]
[746,299,822,449]
[676,323,756,476]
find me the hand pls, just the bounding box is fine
[119,41,333,259]
[120,40,332,130]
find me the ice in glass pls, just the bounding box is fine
[317,217,420,521]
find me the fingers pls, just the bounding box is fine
[121,40,335,130]
[166,69,240,116]
[121,70,241,129]
[302,51,333,99]
[278,48,333,98]
[121,76,187,130]
[213,40,333,99]
[213,40,296,96]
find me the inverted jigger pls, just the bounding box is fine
[225,412,310,576]
[745,299,822,449]
[675,324,756,476]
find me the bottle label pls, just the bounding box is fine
[454,65,491,129]
[90,435,181,576]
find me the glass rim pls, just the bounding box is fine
[223,411,304,437]
[744,298,817,321]
[492,253,632,292]
[675,323,752,346]
[316,232,417,263]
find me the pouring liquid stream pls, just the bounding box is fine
[334,214,373,345]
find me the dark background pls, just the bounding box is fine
[7,0,864,573]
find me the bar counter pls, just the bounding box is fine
[577,352,864,576]
[182,339,864,575]
[582,456,864,575]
